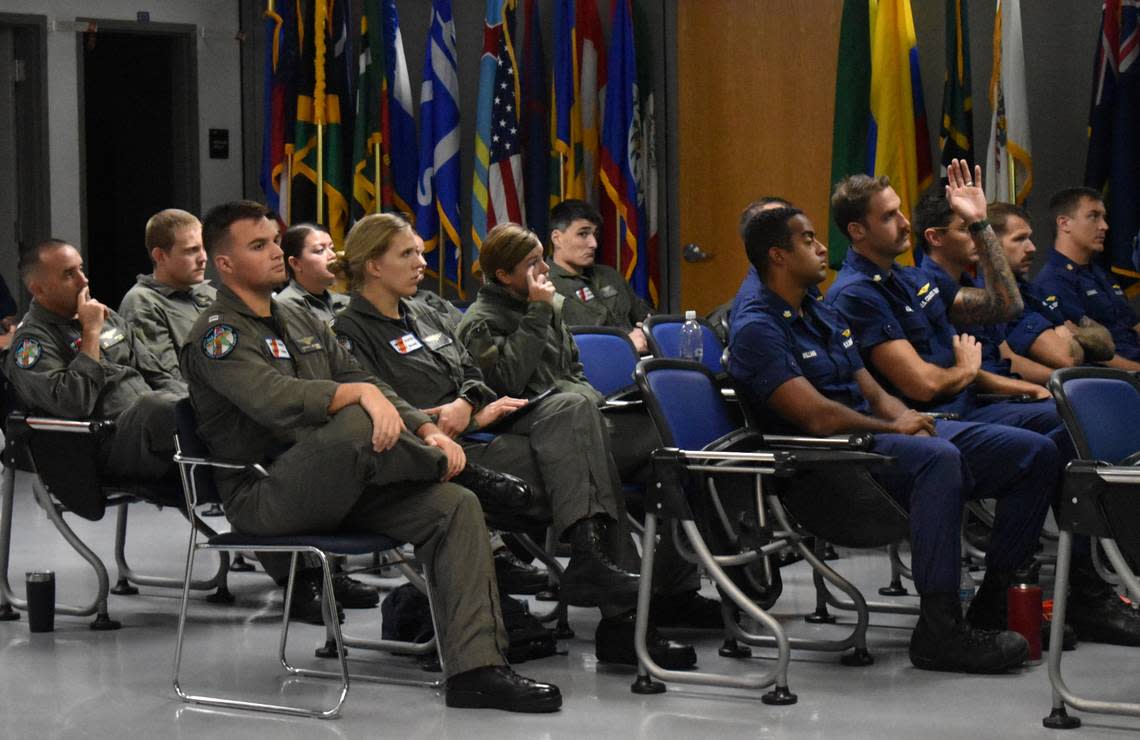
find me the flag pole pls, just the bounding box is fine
[317,123,325,224]
[374,146,382,214]
[1008,149,1016,203]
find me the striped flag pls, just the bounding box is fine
[260,0,298,218]
[869,0,933,266]
[985,0,1032,205]
[415,0,463,293]
[1084,0,1140,285]
[472,0,525,264]
[550,0,584,206]
[577,0,606,206]
[599,0,650,300]
[382,0,417,215]
[351,0,384,219]
[939,0,975,172]
[519,0,549,239]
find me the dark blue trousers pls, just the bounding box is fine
[871,419,1056,594]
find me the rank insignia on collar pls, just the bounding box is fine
[13,337,42,369]
[202,324,238,359]
[872,274,882,282]
[782,310,792,319]
[1066,264,1074,270]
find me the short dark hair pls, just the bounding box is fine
[738,196,792,239]
[1048,187,1104,235]
[988,202,1030,237]
[912,185,953,254]
[831,174,892,242]
[281,223,327,280]
[19,238,72,285]
[549,199,601,234]
[744,206,803,278]
[201,200,271,256]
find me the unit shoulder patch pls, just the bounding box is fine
[202,324,238,359]
[13,337,42,369]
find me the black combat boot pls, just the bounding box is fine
[560,517,640,607]
[909,592,1028,673]
[1066,554,1140,646]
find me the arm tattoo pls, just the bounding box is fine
[949,226,1024,324]
[1074,318,1116,361]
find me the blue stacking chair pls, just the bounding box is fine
[569,326,641,400]
[171,399,441,719]
[630,358,898,702]
[643,313,726,374]
[1043,367,1140,729]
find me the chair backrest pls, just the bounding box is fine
[636,358,739,451]
[570,326,640,396]
[173,398,223,506]
[1050,368,1140,464]
[642,314,725,373]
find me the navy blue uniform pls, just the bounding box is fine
[1033,250,1140,361]
[917,260,1009,376]
[1004,277,1067,358]
[729,277,1053,593]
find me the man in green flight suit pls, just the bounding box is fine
[546,199,653,353]
[181,200,560,713]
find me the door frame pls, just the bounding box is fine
[75,18,200,262]
[0,13,50,311]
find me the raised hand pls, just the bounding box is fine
[944,158,987,225]
[526,265,556,304]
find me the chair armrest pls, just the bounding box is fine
[12,412,115,435]
[174,452,269,479]
[761,433,874,451]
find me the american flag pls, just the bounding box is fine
[472,0,525,259]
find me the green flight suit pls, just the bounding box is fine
[181,285,507,677]
[411,289,464,333]
[275,279,349,327]
[119,274,217,381]
[547,262,653,330]
[333,293,619,537]
[6,301,185,479]
[456,284,697,594]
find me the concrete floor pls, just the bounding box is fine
[2,468,1139,740]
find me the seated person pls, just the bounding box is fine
[331,213,696,668]
[456,223,720,634]
[275,223,348,325]
[730,205,1052,672]
[6,239,184,480]
[987,202,1116,384]
[408,231,465,331]
[1033,187,1140,369]
[181,200,560,713]
[546,199,653,353]
[119,208,217,381]
[828,166,1140,645]
[912,187,1053,406]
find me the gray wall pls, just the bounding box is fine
[912,0,1104,274]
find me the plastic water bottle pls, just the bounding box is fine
[679,310,704,363]
[959,565,976,612]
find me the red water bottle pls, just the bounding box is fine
[1008,582,1043,662]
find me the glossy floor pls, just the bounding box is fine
[2,470,1138,739]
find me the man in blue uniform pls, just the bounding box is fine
[828,166,1140,646]
[1033,187,1140,368]
[986,202,1117,385]
[729,204,1048,673]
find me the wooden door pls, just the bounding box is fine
[676,0,844,314]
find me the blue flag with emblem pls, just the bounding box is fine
[1085,0,1140,292]
[415,0,463,295]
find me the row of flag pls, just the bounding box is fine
[827,0,1034,269]
[259,0,659,303]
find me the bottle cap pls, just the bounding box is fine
[684,310,696,320]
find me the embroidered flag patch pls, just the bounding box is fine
[265,338,291,359]
[202,325,238,359]
[13,337,42,369]
[576,286,596,302]
[389,333,423,354]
